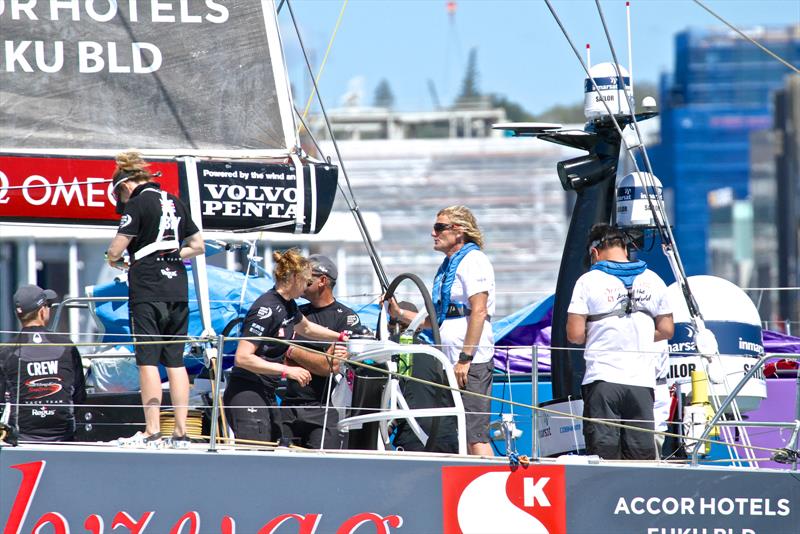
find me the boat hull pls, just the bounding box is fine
[1,445,798,533]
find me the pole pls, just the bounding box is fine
[208,334,225,452]
[532,344,539,459]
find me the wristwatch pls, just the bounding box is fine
[458,351,473,363]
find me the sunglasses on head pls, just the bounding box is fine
[433,223,454,233]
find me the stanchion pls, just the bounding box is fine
[532,344,539,459]
[208,334,226,452]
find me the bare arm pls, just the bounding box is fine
[566,313,587,345]
[462,291,488,355]
[653,313,674,342]
[294,316,341,342]
[106,234,132,265]
[453,291,488,388]
[386,298,431,329]
[233,340,311,386]
[180,231,205,260]
[287,344,341,376]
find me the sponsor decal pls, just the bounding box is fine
[160,268,178,280]
[119,214,133,229]
[257,307,273,320]
[30,407,56,418]
[0,155,179,225]
[346,315,359,327]
[442,465,566,534]
[3,461,404,534]
[197,161,301,231]
[248,323,264,336]
[23,378,63,399]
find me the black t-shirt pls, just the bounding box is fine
[0,327,87,442]
[282,300,361,406]
[116,182,199,303]
[229,288,303,390]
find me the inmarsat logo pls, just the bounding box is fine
[442,465,566,533]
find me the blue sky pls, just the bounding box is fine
[280,0,799,114]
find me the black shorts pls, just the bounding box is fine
[129,301,188,368]
[462,361,493,444]
[223,377,281,443]
[280,405,343,449]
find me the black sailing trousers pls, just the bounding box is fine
[581,380,656,460]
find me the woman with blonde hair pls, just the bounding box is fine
[106,151,205,449]
[389,205,496,456]
[223,249,348,443]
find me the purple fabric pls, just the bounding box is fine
[762,329,800,354]
[493,309,553,373]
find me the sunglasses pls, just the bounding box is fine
[433,223,454,233]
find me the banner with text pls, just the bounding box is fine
[0,154,180,225]
[195,160,338,234]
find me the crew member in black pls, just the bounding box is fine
[280,255,360,449]
[0,285,86,442]
[106,151,205,448]
[223,250,348,443]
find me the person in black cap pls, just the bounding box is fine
[280,254,361,449]
[0,285,86,442]
[105,151,205,449]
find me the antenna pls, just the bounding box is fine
[626,1,634,110]
[586,43,591,68]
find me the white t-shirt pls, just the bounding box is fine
[438,249,496,365]
[568,268,671,388]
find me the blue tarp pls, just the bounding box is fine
[92,265,381,375]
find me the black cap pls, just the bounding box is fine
[309,254,337,280]
[13,284,58,315]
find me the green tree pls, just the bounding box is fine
[457,47,480,103]
[489,94,535,122]
[373,78,395,109]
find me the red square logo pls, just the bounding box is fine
[442,465,566,534]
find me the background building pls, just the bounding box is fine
[310,107,581,318]
[651,26,800,279]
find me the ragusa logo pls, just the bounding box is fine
[442,465,566,533]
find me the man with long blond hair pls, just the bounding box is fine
[390,205,496,456]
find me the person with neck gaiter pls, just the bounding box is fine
[566,223,674,460]
[388,205,495,456]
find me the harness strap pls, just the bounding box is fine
[133,190,181,261]
[586,287,655,323]
[443,303,492,322]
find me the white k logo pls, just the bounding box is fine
[523,477,551,507]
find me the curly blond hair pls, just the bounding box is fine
[112,150,153,185]
[437,205,484,248]
[272,248,310,284]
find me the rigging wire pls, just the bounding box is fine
[693,0,800,75]
[284,0,389,291]
[297,0,350,134]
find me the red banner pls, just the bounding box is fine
[0,154,181,226]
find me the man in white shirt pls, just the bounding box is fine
[567,224,673,460]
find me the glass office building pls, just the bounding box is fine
[653,26,800,277]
